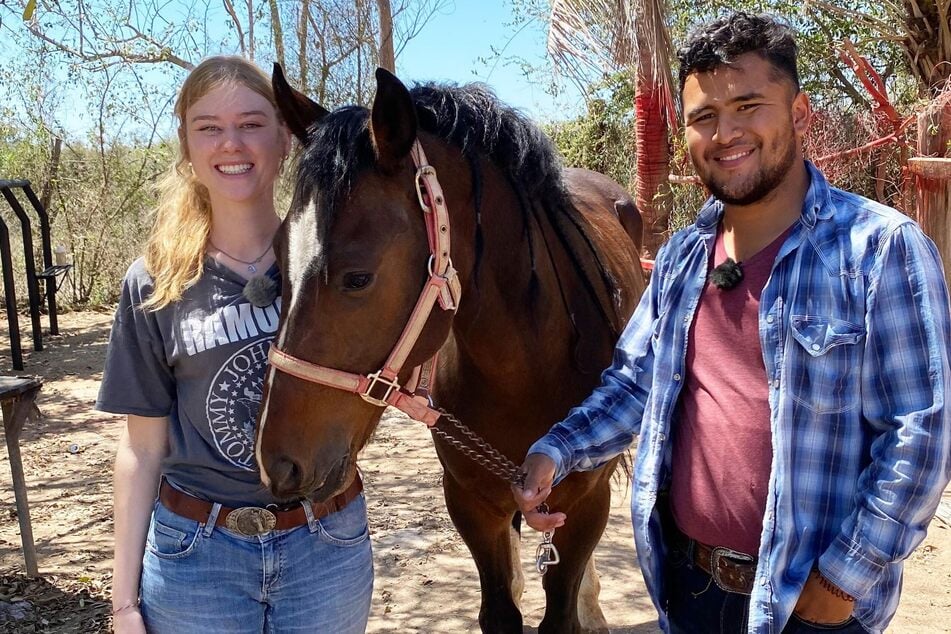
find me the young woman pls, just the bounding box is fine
[97,56,373,634]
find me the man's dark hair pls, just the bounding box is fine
[677,12,800,93]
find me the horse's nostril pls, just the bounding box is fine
[268,456,302,495]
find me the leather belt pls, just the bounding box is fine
[159,475,362,537]
[691,539,757,595]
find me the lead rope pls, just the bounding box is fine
[430,407,560,575]
[431,407,525,487]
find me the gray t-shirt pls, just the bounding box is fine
[97,256,284,507]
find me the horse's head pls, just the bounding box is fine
[256,66,464,501]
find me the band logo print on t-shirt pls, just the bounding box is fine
[180,299,282,356]
[205,337,271,470]
[183,298,282,470]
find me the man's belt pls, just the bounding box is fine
[691,539,757,595]
[158,475,362,537]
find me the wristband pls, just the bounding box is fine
[112,599,141,615]
[813,569,855,602]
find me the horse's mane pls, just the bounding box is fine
[295,81,625,333]
[295,83,565,213]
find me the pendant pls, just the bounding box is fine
[248,264,257,274]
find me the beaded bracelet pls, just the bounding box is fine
[814,570,855,602]
[112,599,141,615]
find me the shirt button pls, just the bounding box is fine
[811,343,821,351]
[673,373,682,381]
[766,315,774,324]
[772,379,780,388]
[760,578,768,586]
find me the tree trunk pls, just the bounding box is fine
[298,0,311,89]
[269,0,285,70]
[911,98,951,286]
[222,0,247,56]
[633,71,672,258]
[40,137,62,216]
[376,0,395,72]
[247,0,255,61]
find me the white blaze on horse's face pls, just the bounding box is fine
[257,196,319,487]
[276,197,321,351]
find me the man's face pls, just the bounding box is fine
[682,52,810,206]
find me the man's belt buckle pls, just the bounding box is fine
[710,546,754,595]
[225,506,277,536]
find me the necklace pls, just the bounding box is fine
[209,240,273,274]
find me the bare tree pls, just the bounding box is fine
[269,0,286,69]
[378,0,396,71]
[6,0,452,110]
[808,0,951,95]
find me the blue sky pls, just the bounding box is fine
[396,1,583,120]
[0,0,585,139]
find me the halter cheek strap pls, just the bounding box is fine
[267,140,461,426]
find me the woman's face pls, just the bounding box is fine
[184,82,290,211]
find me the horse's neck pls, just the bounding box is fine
[446,173,614,396]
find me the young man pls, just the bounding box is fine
[514,12,951,634]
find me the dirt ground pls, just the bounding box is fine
[0,311,949,633]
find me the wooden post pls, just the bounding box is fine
[913,100,951,286]
[0,376,42,577]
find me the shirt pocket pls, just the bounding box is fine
[788,315,865,415]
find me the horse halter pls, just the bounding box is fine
[267,140,462,426]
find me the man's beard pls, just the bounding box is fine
[701,132,798,206]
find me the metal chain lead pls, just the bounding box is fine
[431,407,560,576]
[432,407,525,487]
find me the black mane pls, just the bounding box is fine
[291,80,623,335]
[293,81,567,220]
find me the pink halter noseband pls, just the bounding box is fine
[267,140,462,426]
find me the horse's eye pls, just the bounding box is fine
[342,272,374,291]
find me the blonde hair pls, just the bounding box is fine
[143,56,281,310]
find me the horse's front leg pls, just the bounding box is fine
[442,473,523,633]
[538,471,612,634]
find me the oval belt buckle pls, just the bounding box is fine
[226,507,277,536]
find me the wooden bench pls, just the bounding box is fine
[0,375,42,576]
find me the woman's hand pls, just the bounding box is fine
[112,605,146,633]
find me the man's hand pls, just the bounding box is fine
[512,454,566,532]
[793,569,855,626]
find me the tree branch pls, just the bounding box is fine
[222,0,247,55]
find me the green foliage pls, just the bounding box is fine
[0,124,171,307]
[543,68,913,243]
[545,73,636,190]
[53,139,173,305]
[668,0,915,109]
[545,72,705,236]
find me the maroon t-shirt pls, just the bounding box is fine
[670,226,790,555]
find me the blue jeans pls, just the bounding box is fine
[665,542,868,634]
[139,493,373,633]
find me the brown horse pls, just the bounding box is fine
[256,66,646,633]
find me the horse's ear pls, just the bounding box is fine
[370,67,417,170]
[272,63,328,143]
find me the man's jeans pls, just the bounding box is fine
[140,493,373,633]
[665,541,868,634]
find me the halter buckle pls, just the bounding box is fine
[360,371,401,407]
[415,165,437,212]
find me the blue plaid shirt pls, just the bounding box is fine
[529,163,951,633]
